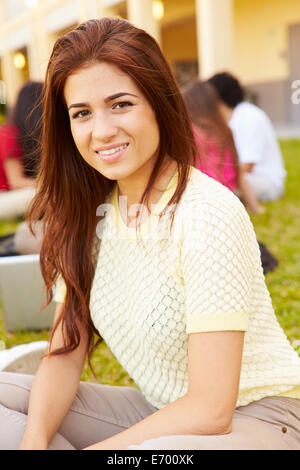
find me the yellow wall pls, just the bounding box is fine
[160,0,197,69]
[162,0,195,25]
[2,0,300,104]
[234,0,300,83]
[162,17,197,65]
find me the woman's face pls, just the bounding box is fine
[64,62,160,185]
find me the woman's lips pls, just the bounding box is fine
[95,143,129,163]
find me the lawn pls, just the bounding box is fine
[0,139,300,385]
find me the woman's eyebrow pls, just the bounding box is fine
[104,92,138,103]
[68,103,87,111]
[68,92,138,110]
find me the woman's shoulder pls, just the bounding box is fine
[177,167,250,229]
[177,167,257,252]
[183,167,241,206]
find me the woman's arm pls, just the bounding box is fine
[84,330,245,450]
[238,169,265,214]
[19,302,88,450]
[240,162,254,173]
[3,158,35,190]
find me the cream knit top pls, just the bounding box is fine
[55,167,300,409]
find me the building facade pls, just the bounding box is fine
[0,0,300,125]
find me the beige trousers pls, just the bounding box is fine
[0,372,299,450]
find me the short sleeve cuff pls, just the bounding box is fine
[186,311,248,334]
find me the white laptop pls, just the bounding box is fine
[0,254,55,332]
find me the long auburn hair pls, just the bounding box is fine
[28,17,197,367]
[182,80,239,187]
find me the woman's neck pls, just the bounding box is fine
[117,157,178,226]
[117,157,177,209]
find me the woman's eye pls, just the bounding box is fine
[112,101,133,110]
[72,110,90,119]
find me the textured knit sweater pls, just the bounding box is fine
[55,167,300,409]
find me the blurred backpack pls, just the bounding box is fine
[258,241,278,274]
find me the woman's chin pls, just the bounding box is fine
[94,164,133,182]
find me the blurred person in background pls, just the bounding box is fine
[208,72,286,203]
[182,79,264,214]
[14,81,43,180]
[182,79,278,274]
[0,81,43,254]
[0,81,43,219]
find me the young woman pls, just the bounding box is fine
[0,18,300,450]
[182,80,264,214]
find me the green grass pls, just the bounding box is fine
[249,140,300,346]
[1,139,300,383]
[0,113,5,126]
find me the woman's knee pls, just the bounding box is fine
[0,372,33,412]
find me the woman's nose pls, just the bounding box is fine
[92,112,118,142]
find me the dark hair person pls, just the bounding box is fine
[208,72,286,204]
[182,79,239,190]
[0,81,42,219]
[0,18,300,451]
[207,72,245,108]
[13,81,43,178]
[182,80,264,213]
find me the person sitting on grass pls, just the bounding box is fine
[207,72,286,204]
[0,18,300,451]
[182,79,278,274]
[182,79,264,214]
[0,81,43,220]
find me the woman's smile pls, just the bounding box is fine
[95,142,130,162]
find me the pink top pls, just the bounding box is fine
[0,123,23,191]
[193,127,237,192]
